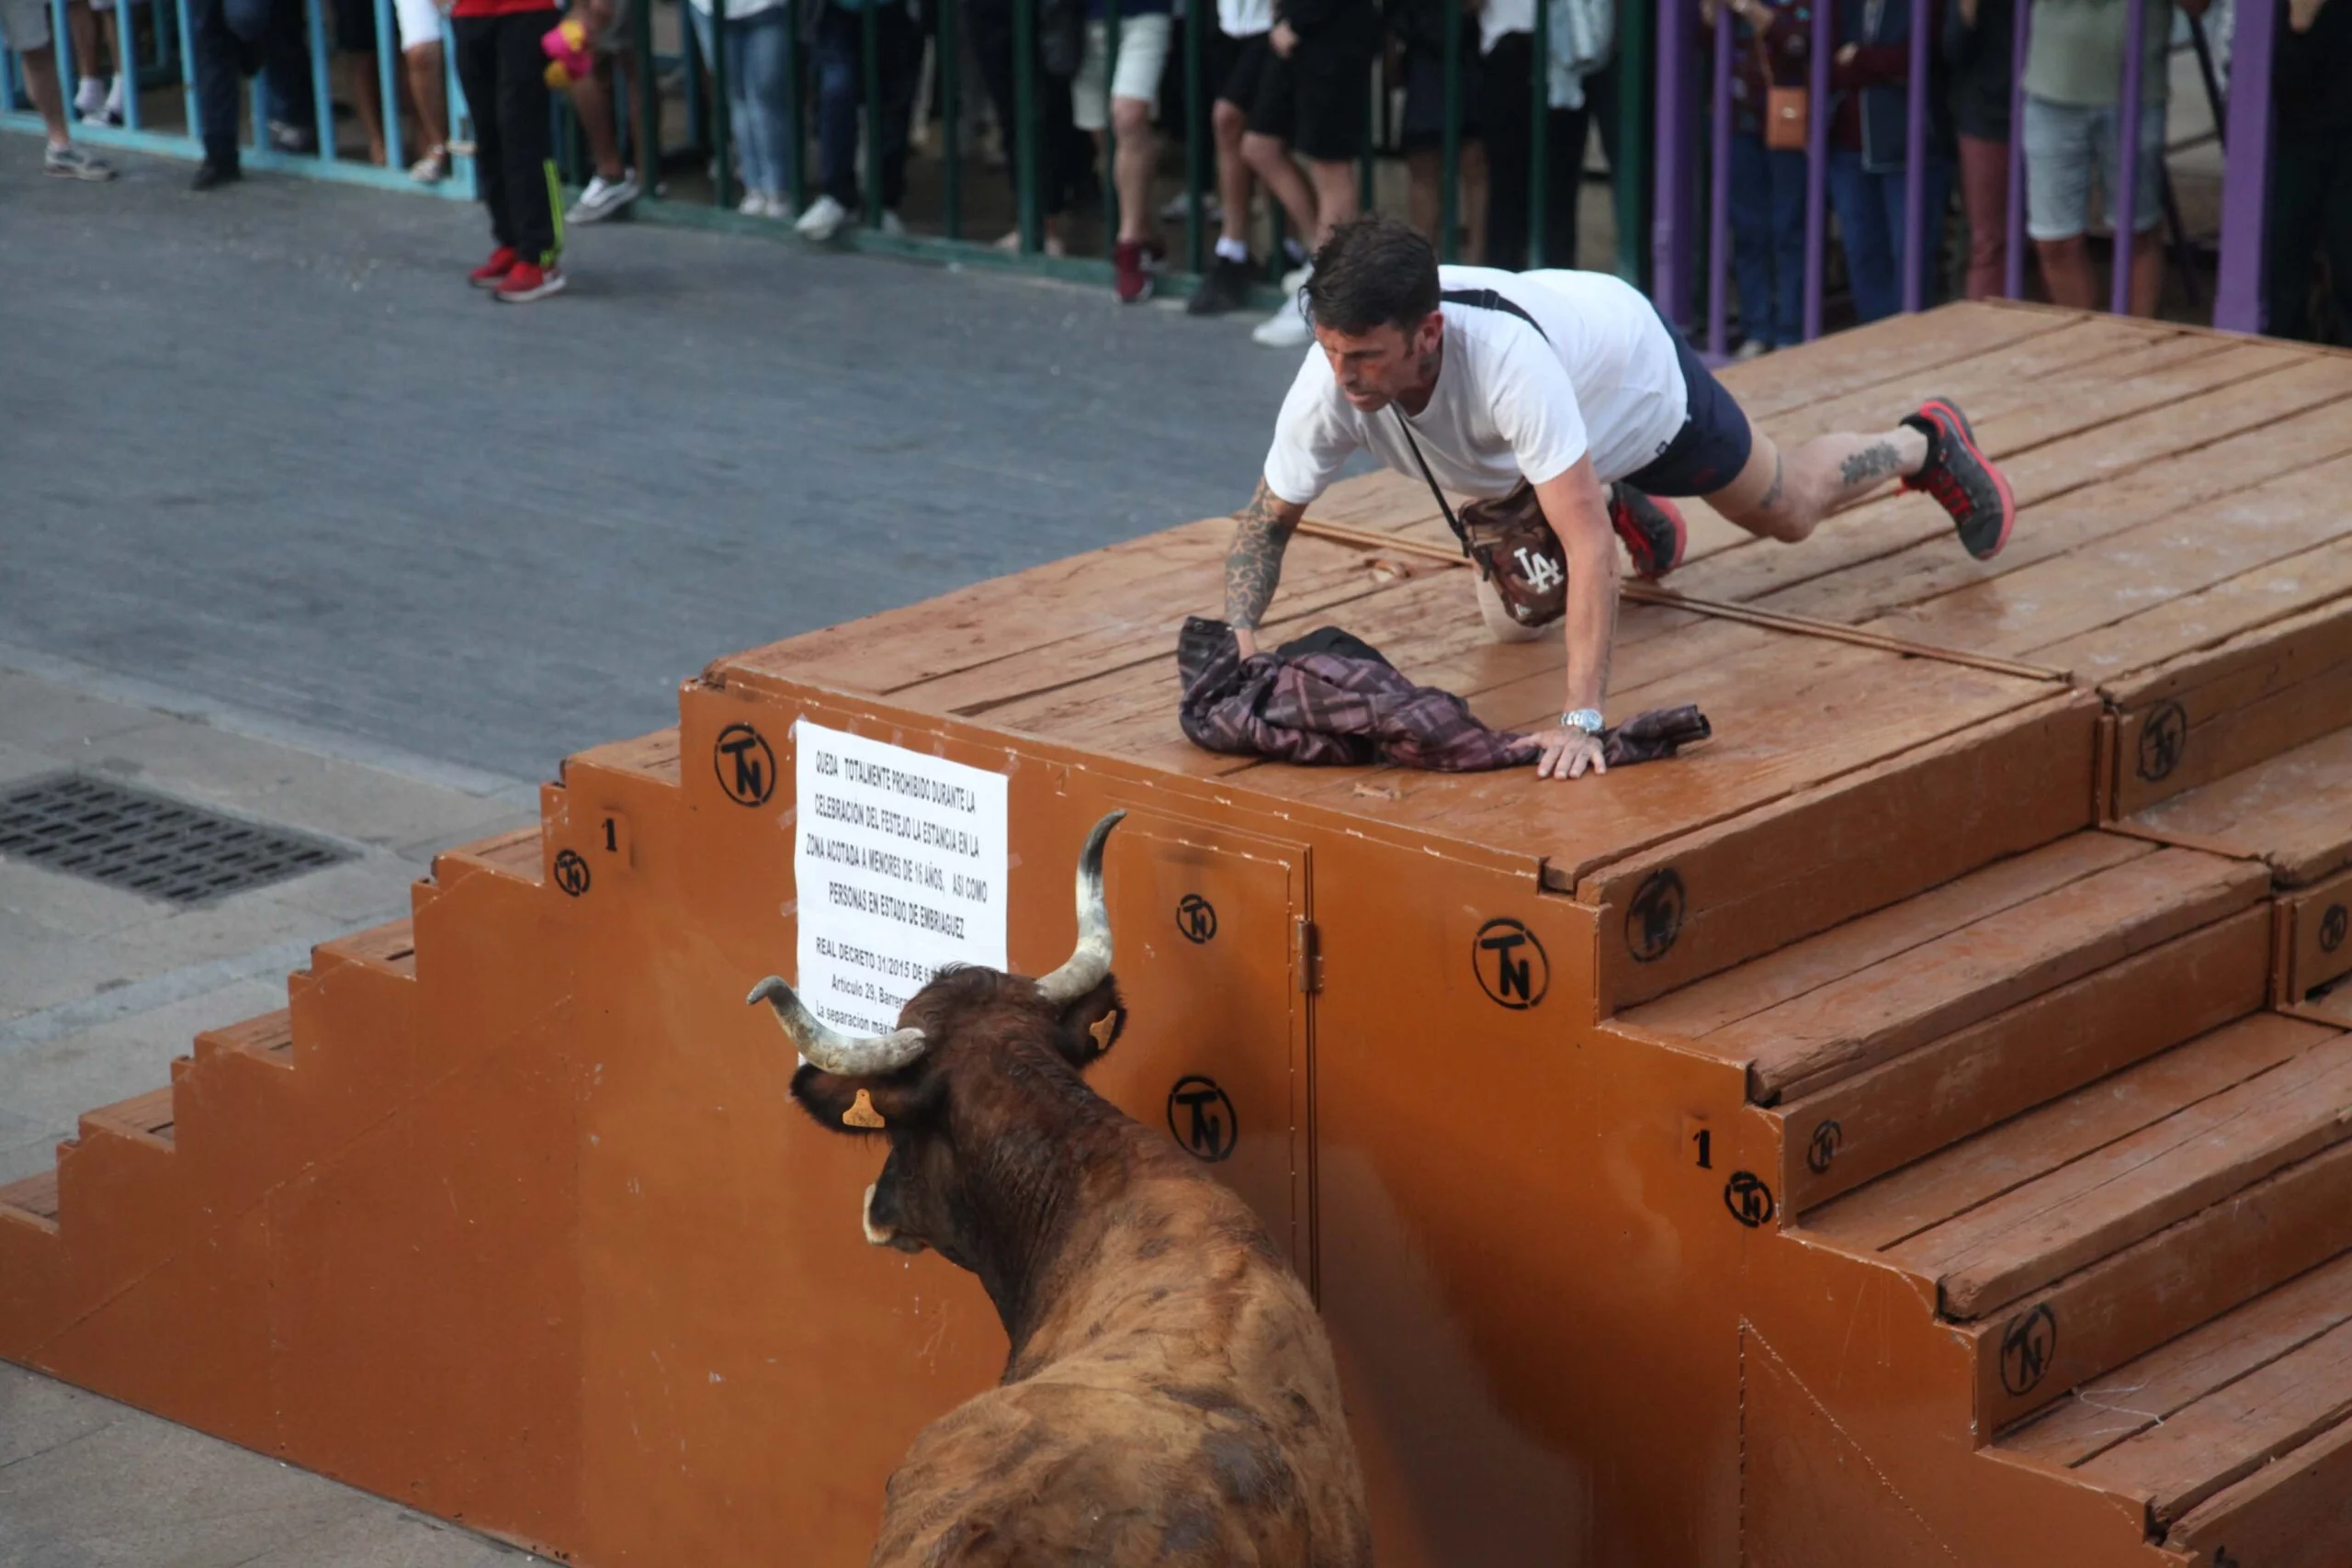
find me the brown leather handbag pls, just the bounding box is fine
[1757,36,1809,151]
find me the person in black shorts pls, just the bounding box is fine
[1236,0,1379,344]
[1391,0,1485,260]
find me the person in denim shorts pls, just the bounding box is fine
[2020,0,2202,316]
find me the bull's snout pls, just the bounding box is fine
[862,1182,924,1254]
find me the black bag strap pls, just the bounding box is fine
[1389,287,1551,557]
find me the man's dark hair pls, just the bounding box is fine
[1302,217,1442,336]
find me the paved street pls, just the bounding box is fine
[0,143,1302,1565]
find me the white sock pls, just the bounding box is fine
[103,76,122,112]
[75,76,105,108]
[1215,235,1249,264]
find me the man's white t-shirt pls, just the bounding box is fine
[1261,265,1690,508]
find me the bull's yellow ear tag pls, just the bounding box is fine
[1088,1011,1121,1052]
[843,1089,887,1129]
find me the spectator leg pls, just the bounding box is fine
[404,40,447,153]
[256,0,314,134]
[14,42,73,141]
[1241,130,1317,248]
[875,0,918,214]
[493,10,560,259]
[1957,131,2007,299]
[1767,144,1806,345]
[1109,94,1157,243]
[1479,29,1531,269]
[1214,96,1252,247]
[813,6,860,208]
[1884,154,1951,310]
[2322,139,2352,345]
[1305,155,1353,239]
[569,49,625,181]
[739,10,790,199]
[1728,130,1777,346]
[1826,146,1898,322]
[451,13,514,245]
[1542,103,1588,267]
[348,48,388,162]
[185,0,244,158]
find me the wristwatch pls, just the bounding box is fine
[1561,708,1605,736]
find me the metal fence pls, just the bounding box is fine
[0,0,2292,334]
[1652,0,2282,345]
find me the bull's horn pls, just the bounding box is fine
[745,976,929,1076]
[1035,810,1125,1005]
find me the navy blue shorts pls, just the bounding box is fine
[1621,311,1756,499]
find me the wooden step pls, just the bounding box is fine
[1806,1014,2352,1319]
[2106,597,2352,819]
[432,824,545,888]
[193,1009,296,1067]
[2278,865,2352,1007]
[2165,1407,2352,1568]
[1776,907,2271,1213]
[1996,1249,2352,1562]
[563,727,682,786]
[79,1086,175,1150]
[2123,724,2352,888]
[311,917,418,979]
[1622,835,2267,1105]
[0,1169,60,1235]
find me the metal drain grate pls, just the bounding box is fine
[0,773,353,906]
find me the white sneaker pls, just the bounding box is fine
[408,145,451,184]
[43,141,117,180]
[567,170,639,224]
[795,193,849,241]
[1251,278,1314,347]
[1733,337,1770,361]
[1278,262,1310,295]
[878,209,905,238]
[738,191,768,217]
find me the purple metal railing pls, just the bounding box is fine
[1660,0,2286,342]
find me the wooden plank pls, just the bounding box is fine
[1669,356,2352,614]
[1715,302,2083,423]
[1781,908,2272,1213]
[1966,341,2310,457]
[1863,453,2352,666]
[2079,1316,2352,1524]
[1750,395,2352,630]
[1804,1011,2326,1255]
[2103,592,2352,818]
[1722,848,2267,1103]
[0,1169,61,1225]
[1964,1137,2352,1434]
[566,728,683,784]
[1898,1024,2352,1317]
[2282,865,2352,1001]
[2128,728,2352,890]
[1581,693,2098,1013]
[2165,1408,2352,1568]
[2002,1249,2352,1467]
[1631,833,2149,1043]
[82,1087,175,1145]
[1756,318,2194,449]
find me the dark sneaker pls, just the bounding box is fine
[190,158,241,190]
[1609,484,1688,580]
[1903,397,2015,560]
[1186,254,1253,316]
[1113,238,1156,305]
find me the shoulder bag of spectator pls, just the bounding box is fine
[1757,32,1809,150]
[1390,289,1571,632]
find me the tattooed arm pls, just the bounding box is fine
[1225,478,1308,657]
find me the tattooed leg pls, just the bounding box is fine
[1710,423,1930,542]
[1224,478,1308,636]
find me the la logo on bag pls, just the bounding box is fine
[1514,547,1566,592]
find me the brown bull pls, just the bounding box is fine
[750,812,1371,1568]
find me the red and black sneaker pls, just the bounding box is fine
[1902,397,2016,560]
[1113,238,1157,305]
[469,245,519,288]
[1609,484,1688,580]
[493,261,568,303]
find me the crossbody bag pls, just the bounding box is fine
[1390,288,1570,631]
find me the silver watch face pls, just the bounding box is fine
[1562,708,1604,734]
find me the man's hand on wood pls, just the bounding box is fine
[1535,728,1608,780]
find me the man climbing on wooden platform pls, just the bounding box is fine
[1222,216,2018,782]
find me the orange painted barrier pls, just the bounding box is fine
[6,303,2352,1568]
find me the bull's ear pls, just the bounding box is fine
[1053,975,1125,1069]
[789,1066,935,1134]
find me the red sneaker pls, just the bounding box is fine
[494,261,568,303]
[469,245,519,288]
[1608,484,1688,580]
[1902,397,2016,560]
[1113,238,1156,305]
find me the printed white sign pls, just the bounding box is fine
[794,722,1010,1036]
